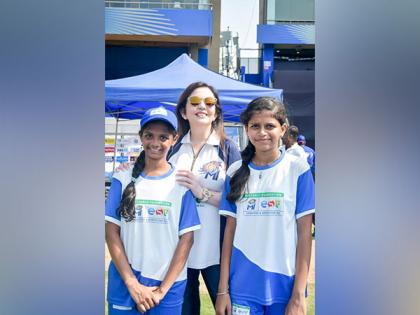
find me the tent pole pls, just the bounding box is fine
[112,114,119,173]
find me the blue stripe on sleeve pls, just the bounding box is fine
[295,169,315,217]
[178,190,201,235]
[219,175,237,216]
[105,178,122,222]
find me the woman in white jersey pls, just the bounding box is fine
[169,82,241,314]
[105,107,201,315]
[216,97,315,315]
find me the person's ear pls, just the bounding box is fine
[244,125,249,136]
[280,123,288,137]
[173,134,179,143]
[180,108,187,120]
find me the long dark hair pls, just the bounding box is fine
[118,121,177,222]
[175,81,226,150]
[227,97,288,203]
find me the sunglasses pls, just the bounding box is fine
[188,96,217,107]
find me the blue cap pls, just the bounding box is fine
[140,107,177,130]
[297,135,306,143]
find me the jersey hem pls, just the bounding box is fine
[105,215,121,226]
[179,224,201,236]
[187,260,220,269]
[219,210,236,218]
[230,292,290,306]
[129,268,187,282]
[107,297,184,308]
[296,208,315,219]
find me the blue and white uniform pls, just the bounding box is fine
[286,143,307,160]
[169,130,240,269]
[219,152,315,309]
[301,145,315,174]
[105,166,201,311]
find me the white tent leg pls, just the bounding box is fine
[112,115,119,173]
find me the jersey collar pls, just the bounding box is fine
[180,129,220,146]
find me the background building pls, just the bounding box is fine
[251,0,315,147]
[105,0,220,79]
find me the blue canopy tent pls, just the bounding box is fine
[105,53,283,122]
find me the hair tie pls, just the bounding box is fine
[131,177,137,183]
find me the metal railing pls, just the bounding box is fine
[266,20,315,25]
[105,1,212,10]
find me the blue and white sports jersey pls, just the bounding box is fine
[301,145,315,173]
[105,166,201,307]
[169,130,240,269]
[219,153,315,305]
[286,143,307,161]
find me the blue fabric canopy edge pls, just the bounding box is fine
[105,54,283,122]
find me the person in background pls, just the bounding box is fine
[297,134,316,230]
[297,135,315,178]
[283,125,307,160]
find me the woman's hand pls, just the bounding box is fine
[285,292,306,315]
[176,170,203,199]
[125,278,158,313]
[215,294,232,315]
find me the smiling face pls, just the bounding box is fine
[245,110,287,154]
[181,87,217,128]
[139,121,177,162]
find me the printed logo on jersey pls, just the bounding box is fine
[242,192,284,216]
[199,161,222,180]
[232,303,250,315]
[134,199,172,224]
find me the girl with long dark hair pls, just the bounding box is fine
[216,97,315,315]
[105,107,201,315]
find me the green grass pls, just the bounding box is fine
[200,293,215,314]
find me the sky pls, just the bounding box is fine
[220,0,259,57]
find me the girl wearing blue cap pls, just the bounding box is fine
[216,97,314,315]
[105,107,201,315]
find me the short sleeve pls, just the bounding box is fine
[219,175,237,218]
[178,190,201,235]
[295,169,315,219]
[105,178,123,226]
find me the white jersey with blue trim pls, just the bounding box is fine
[219,152,315,305]
[105,166,201,282]
[286,142,307,161]
[169,130,241,269]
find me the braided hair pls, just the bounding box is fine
[227,97,288,203]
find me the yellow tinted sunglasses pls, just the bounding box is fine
[188,96,217,107]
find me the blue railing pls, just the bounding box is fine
[105,1,212,10]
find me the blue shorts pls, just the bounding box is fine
[231,298,287,315]
[109,303,182,315]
